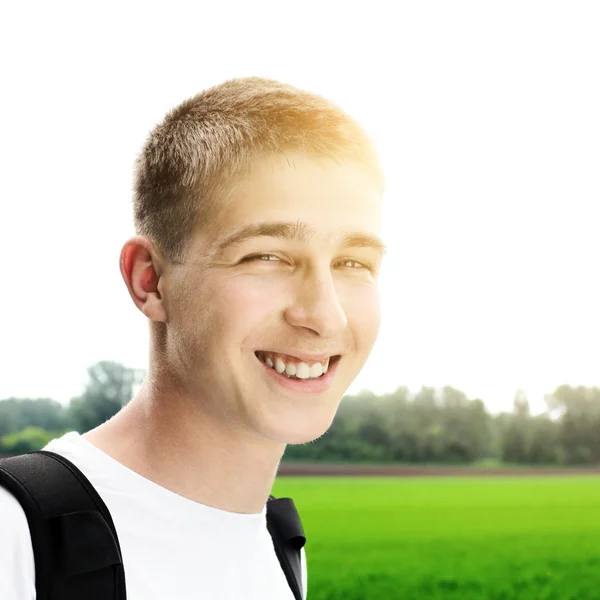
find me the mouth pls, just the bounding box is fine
[254,351,342,394]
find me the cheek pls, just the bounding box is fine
[224,276,282,311]
[217,276,281,332]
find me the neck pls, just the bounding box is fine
[83,377,286,515]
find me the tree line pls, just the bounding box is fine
[285,386,600,466]
[1,361,599,465]
[0,361,145,456]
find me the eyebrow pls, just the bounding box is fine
[214,220,388,257]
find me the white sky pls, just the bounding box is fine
[0,1,598,415]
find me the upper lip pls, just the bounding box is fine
[255,350,341,363]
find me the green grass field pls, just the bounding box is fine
[271,475,600,600]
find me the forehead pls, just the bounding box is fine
[203,154,384,253]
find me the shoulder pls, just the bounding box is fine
[0,486,36,599]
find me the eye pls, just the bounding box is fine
[242,254,377,274]
[339,259,375,272]
[242,253,282,263]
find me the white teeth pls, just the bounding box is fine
[259,352,331,380]
[295,363,309,379]
[284,362,297,377]
[310,362,324,378]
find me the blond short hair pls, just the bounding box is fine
[133,77,383,262]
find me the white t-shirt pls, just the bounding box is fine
[0,432,307,600]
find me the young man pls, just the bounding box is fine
[0,77,386,599]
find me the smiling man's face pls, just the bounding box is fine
[161,153,385,444]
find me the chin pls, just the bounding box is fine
[261,409,337,445]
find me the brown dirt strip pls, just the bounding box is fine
[278,462,600,477]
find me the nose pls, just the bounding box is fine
[283,267,348,338]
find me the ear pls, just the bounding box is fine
[119,236,167,322]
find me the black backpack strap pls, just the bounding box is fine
[0,451,303,600]
[266,494,306,600]
[0,450,126,600]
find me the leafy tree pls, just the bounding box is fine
[500,390,532,463]
[0,398,70,437]
[0,426,62,455]
[285,384,496,465]
[439,388,491,462]
[546,385,600,464]
[528,415,561,464]
[67,361,145,433]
